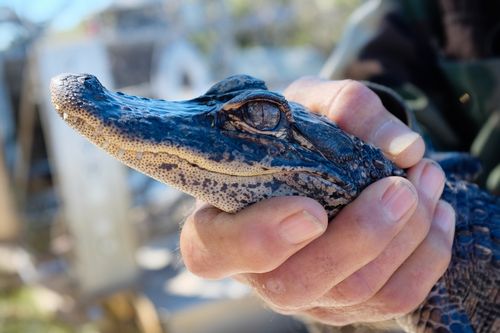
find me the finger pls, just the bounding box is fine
[246,176,418,309]
[180,196,327,279]
[302,200,455,326]
[315,159,445,306]
[363,199,456,320]
[406,159,446,206]
[284,77,424,168]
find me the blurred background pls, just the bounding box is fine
[0,0,362,332]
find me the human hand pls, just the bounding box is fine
[180,78,456,326]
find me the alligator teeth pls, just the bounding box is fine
[63,112,68,120]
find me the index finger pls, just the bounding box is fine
[284,77,425,168]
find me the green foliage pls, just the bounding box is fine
[0,287,71,333]
[188,0,362,56]
[226,0,363,53]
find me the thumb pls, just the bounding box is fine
[180,196,327,279]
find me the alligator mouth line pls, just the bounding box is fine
[57,109,288,180]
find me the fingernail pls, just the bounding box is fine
[372,120,421,157]
[381,180,417,222]
[388,132,421,156]
[418,161,445,200]
[434,201,455,234]
[279,210,326,244]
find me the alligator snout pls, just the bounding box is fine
[50,73,104,111]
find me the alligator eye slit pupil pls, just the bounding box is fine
[242,101,280,131]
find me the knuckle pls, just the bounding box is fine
[336,80,379,109]
[339,79,371,97]
[324,79,385,134]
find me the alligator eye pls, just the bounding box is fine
[242,102,281,131]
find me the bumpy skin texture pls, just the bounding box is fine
[398,179,500,333]
[50,74,499,333]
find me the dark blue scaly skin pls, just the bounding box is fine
[50,74,499,333]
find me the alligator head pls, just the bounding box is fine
[50,74,402,218]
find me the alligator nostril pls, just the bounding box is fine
[77,75,93,84]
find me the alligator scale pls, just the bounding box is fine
[50,74,499,333]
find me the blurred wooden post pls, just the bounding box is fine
[35,37,139,298]
[0,145,19,241]
[14,55,38,206]
[0,58,19,241]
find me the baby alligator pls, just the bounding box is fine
[50,74,499,333]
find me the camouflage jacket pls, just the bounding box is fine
[320,0,500,194]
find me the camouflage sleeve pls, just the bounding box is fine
[321,0,500,194]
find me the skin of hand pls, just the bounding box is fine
[179,77,456,326]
